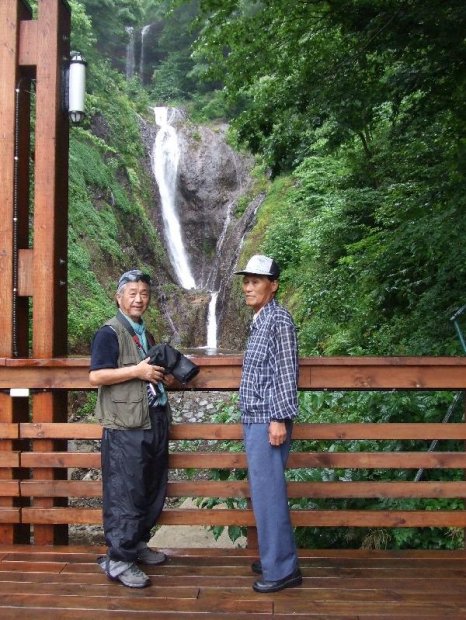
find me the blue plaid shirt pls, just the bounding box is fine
[239,298,298,423]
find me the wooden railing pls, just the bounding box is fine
[0,356,465,545]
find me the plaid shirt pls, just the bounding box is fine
[239,298,298,423]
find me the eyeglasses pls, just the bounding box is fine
[117,270,151,290]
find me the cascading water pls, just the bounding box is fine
[151,107,196,290]
[206,292,219,350]
[206,201,233,291]
[139,25,150,83]
[125,26,135,80]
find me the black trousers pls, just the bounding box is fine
[101,406,169,562]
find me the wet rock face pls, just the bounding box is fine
[176,121,252,289]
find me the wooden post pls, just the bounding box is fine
[30,0,70,545]
[32,0,69,358]
[0,0,34,544]
[0,0,71,544]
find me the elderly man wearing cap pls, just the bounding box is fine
[235,255,302,593]
[89,269,171,588]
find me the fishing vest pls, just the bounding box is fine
[95,316,152,430]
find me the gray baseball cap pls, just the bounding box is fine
[234,255,280,279]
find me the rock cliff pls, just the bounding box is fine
[140,109,263,350]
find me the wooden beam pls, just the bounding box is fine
[0,509,21,524]
[21,453,100,468]
[0,453,20,468]
[20,481,102,498]
[0,482,20,497]
[20,507,466,528]
[0,0,32,358]
[17,249,33,297]
[1,356,466,390]
[18,421,466,441]
[18,19,38,67]
[31,391,68,545]
[32,0,70,358]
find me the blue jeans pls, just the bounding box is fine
[243,421,299,581]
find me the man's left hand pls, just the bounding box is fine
[269,420,286,446]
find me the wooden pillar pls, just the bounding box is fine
[0,0,34,544]
[32,0,69,358]
[0,0,71,545]
[31,0,70,545]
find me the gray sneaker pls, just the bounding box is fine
[136,545,167,565]
[97,556,150,588]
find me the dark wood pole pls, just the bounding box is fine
[0,0,71,544]
[0,0,34,544]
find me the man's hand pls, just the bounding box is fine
[89,359,165,387]
[269,420,287,446]
[136,358,165,383]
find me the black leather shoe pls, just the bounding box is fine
[251,560,262,574]
[253,568,302,593]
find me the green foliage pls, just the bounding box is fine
[69,0,97,57]
[79,0,144,68]
[186,90,236,124]
[189,0,466,175]
[67,64,168,352]
[291,390,465,550]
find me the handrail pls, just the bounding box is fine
[0,356,466,389]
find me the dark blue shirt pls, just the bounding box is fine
[90,326,119,371]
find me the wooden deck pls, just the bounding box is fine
[1,357,466,617]
[0,545,465,618]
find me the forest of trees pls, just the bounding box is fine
[60,0,466,549]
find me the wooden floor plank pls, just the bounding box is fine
[1,571,466,595]
[1,544,466,557]
[0,560,67,573]
[0,593,273,614]
[0,612,299,620]
[2,551,102,563]
[0,581,199,599]
[273,599,466,615]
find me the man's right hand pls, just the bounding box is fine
[136,357,165,383]
[89,360,165,387]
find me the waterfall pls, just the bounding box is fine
[206,201,233,290]
[151,107,196,290]
[125,26,135,80]
[139,24,150,83]
[206,292,219,350]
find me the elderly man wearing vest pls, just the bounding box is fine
[90,269,171,588]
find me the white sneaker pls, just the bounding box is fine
[136,544,167,565]
[97,556,150,588]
